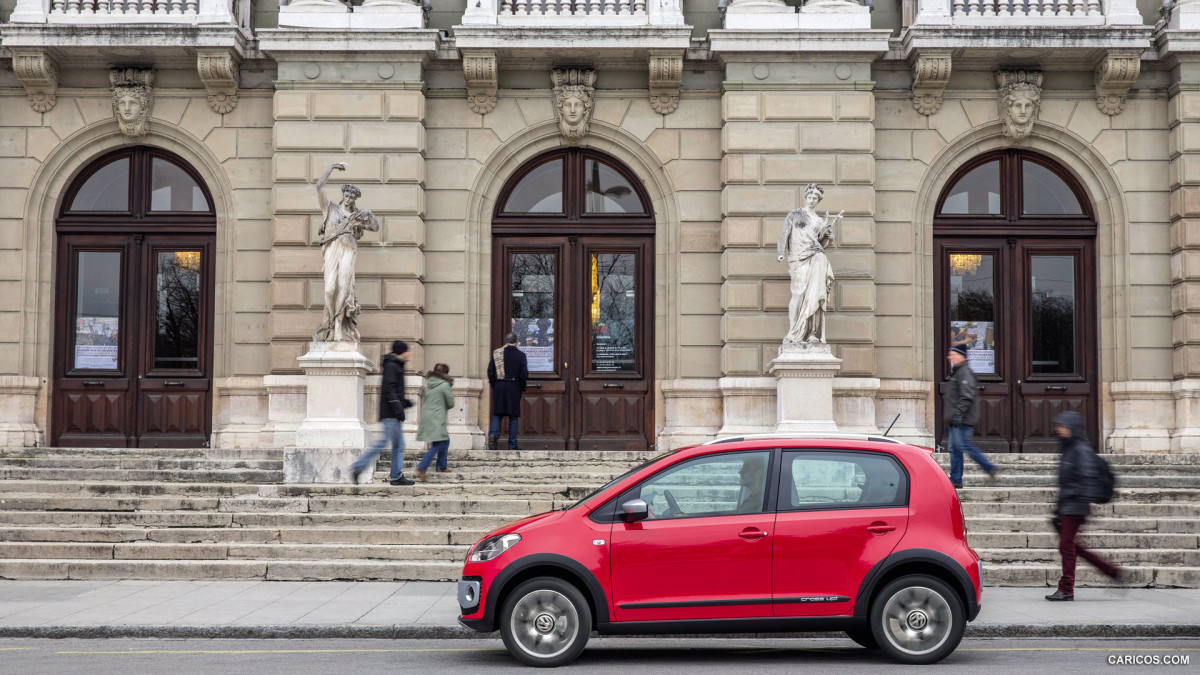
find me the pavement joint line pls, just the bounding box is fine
[171,580,265,624]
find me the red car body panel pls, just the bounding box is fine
[458,438,982,633]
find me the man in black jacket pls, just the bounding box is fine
[1046,410,1123,601]
[943,344,998,488]
[486,332,528,450]
[351,340,415,486]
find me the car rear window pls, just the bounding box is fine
[781,451,908,510]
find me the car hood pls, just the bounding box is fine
[481,510,565,541]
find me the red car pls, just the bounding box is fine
[458,435,983,667]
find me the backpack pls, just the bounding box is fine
[1092,450,1116,504]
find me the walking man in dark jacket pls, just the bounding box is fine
[351,340,415,486]
[1046,410,1123,601]
[486,332,528,450]
[943,344,998,488]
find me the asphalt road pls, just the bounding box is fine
[0,637,1195,674]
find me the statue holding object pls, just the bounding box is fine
[313,163,380,344]
[777,184,842,345]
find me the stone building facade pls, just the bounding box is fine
[0,0,1195,454]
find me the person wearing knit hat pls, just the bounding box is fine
[942,343,998,489]
[351,339,416,486]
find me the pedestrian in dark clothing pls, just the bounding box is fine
[1046,410,1123,601]
[486,332,528,450]
[351,340,415,486]
[943,344,998,488]
[416,363,455,481]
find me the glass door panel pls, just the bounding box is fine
[72,250,123,372]
[588,252,637,374]
[510,252,558,374]
[1029,255,1077,376]
[152,250,203,372]
[948,252,997,376]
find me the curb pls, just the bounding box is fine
[0,624,1197,640]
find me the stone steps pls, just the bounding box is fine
[0,448,1198,586]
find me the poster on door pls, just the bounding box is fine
[74,316,119,369]
[949,320,995,374]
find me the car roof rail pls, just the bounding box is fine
[701,432,905,446]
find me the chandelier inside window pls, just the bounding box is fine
[949,253,983,276]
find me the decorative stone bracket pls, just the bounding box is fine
[197,50,240,114]
[11,50,59,113]
[1095,51,1141,117]
[649,49,683,115]
[463,50,498,115]
[911,51,951,116]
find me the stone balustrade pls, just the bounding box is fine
[9,0,240,24]
[906,0,1143,25]
[462,0,684,26]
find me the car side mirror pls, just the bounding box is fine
[621,498,648,523]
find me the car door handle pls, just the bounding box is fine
[866,523,896,534]
[738,528,769,541]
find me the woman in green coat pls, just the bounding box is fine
[416,363,455,481]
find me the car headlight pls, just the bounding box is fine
[469,533,522,563]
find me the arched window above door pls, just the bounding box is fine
[495,148,653,229]
[61,147,214,225]
[935,150,1091,227]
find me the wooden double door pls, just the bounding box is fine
[935,237,1097,453]
[52,146,216,447]
[494,236,653,450]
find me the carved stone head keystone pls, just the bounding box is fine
[552,68,597,145]
[110,68,154,139]
[996,70,1042,144]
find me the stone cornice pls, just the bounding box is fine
[0,24,248,69]
[900,25,1152,70]
[452,25,692,63]
[708,28,891,61]
[257,28,442,63]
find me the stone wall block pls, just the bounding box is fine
[269,342,307,373]
[1172,281,1200,315]
[274,91,312,120]
[1173,345,1200,379]
[276,122,345,151]
[836,154,874,184]
[800,123,872,153]
[348,123,423,152]
[383,216,425,247]
[272,216,310,245]
[761,279,789,311]
[763,92,834,120]
[271,279,306,309]
[384,279,424,310]
[680,130,722,159]
[836,346,875,376]
[721,280,761,310]
[1170,218,1200,252]
[722,186,796,217]
[722,248,787,278]
[723,92,762,121]
[814,185,874,216]
[664,160,721,192]
[307,154,382,182]
[358,309,423,340]
[425,98,484,129]
[1111,160,1168,193]
[876,98,927,130]
[680,315,722,345]
[384,153,426,184]
[0,130,27,158]
[837,92,874,121]
[875,130,912,161]
[681,221,721,253]
[721,217,761,247]
[274,154,309,182]
[721,155,762,184]
[646,129,681,164]
[312,92,384,120]
[837,217,875,247]
[723,123,798,153]
[827,248,875,279]
[356,247,424,277]
[836,280,875,311]
[386,91,425,121]
[826,313,875,343]
[762,155,835,184]
[722,312,787,342]
[1171,185,1200,219]
[721,343,761,375]
[911,130,948,166]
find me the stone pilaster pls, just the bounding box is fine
[1168,55,1200,451]
[713,47,882,378]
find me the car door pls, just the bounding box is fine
[609,450,776,622]
[771,450,909,617]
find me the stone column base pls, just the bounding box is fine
[659,379,722,450]
[768,343,842,433]
[1107,380,1174,454]
[875,380,933,446]
[294,342,374,450]
[717,376,776,436]
[834,377,880,435]
[0,376,43,447]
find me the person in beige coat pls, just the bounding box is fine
[416,363,455,481]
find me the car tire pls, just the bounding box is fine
[845,627,879,650]
[869,574,965,665]
[499,576,592,668]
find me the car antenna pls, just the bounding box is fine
[883,413,900,437]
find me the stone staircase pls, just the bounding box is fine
[0,447,1197,587]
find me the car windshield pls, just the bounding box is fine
[565,451,675,510]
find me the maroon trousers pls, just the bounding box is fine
[1057,514,1120,594]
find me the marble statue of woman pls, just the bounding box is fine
[313,162,380,344]
[776,184,842,344]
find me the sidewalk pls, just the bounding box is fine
[0,581,1196,639]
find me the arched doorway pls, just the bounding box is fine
[934,149,1098,453]
[52,146,216,448]
[491,148,655,450]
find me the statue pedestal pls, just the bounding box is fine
[768,342,842,433]
[285,342,375,483]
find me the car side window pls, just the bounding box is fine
[622,451,771,521]
[781,451,907,511]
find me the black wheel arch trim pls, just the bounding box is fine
[853,548,981,621]
[466,553,610,633]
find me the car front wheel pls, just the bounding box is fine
[499,576,592,667]
[869,574,965,665]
